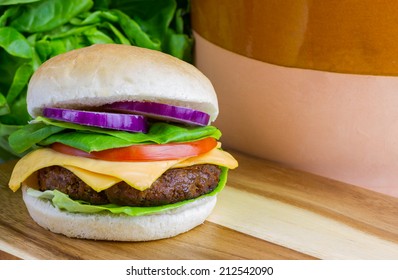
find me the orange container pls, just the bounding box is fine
[192,0,398,197]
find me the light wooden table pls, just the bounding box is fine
[1,150,397,259]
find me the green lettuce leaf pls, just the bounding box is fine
[8,121,64,154]
[26,167,228,216]
[9,117,222,154]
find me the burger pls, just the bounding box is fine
[8,44,238,241]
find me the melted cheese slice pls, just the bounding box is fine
[9,147,238,192]
[63,166,122,190]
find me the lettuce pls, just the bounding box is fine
[9,117,222,154]
[0,0,193,161]
[26,167,228,216]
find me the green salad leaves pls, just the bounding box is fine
[9,117,221,154]
[0,0,193,161]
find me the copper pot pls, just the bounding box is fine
[192,0,398,197]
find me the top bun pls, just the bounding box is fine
[27,44,219,121]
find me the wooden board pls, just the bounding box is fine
[0,150,397,260]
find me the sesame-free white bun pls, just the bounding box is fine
[22,186,217,241]
[27,44,218,122]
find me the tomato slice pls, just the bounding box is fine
[50,137,217,161]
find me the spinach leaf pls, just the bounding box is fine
[0,26,32,58]
[0,93,10,116]
[9,0,93,32]
[5,62,33,104]
[0,0,41,5]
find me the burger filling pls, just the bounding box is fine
[37,164,222,206]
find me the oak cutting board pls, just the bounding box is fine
[0,150,397,260]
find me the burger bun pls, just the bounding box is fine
[27,44,219,121]
[22,186,217,241]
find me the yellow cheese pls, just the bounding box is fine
[63,166,122,191]
[174,147,238,169]
[9,146,238,192]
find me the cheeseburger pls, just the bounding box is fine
[8,44,238,241]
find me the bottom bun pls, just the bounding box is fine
[22,186,217,241]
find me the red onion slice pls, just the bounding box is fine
[43,107,148,133]
[102,101,210,126]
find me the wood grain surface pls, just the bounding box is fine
[0,150,397,260]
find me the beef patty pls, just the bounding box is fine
[37,164,222,206]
